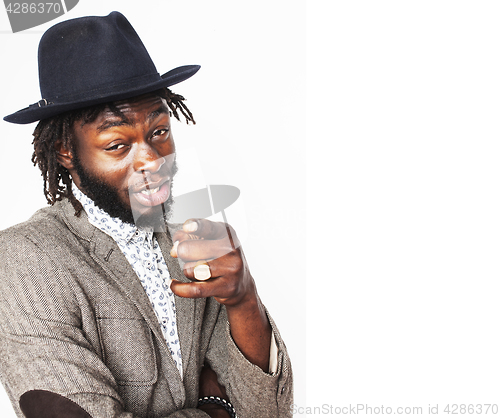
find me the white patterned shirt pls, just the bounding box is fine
[73,185,184,377]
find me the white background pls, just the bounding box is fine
[1,1,500,417]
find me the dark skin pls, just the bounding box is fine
[55,94,272,417]
[197,364,231,417]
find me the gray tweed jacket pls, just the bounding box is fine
[0,199,293,418]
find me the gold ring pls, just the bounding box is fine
[194,261,211,281]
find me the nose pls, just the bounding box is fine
[133,143,165,174]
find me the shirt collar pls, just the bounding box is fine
[72,184,153,244]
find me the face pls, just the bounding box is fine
[59,94,177,227]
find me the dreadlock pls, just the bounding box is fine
[31,88,195,216]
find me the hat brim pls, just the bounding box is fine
[3,65,200,125]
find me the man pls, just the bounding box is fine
[0,11,292,418]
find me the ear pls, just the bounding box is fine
[55,140,75,171]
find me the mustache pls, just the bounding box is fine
[127,156,178,191]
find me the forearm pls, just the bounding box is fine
[213,307,293,418]
[225,291,272,372]
[21,391,214,418]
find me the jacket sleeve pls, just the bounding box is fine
[0,232,211,418]
[204,301,294,418]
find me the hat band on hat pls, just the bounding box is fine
[42,72,162,106]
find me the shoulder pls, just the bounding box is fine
[0,200,94,257]
[1,202,67,245]
[0,204,85,324]
[0,201,97,294]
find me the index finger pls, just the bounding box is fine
[183,218,235,245]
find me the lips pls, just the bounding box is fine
[131,179,171,207]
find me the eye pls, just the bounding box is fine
[105,143,127,151]
[152,128,170,138]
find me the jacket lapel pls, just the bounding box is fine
[92,232,166,350]
[156,225,196,381]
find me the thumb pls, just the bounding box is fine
[170,279,208,299]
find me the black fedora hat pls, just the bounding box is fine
[4,11,200,124]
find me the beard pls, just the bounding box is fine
[72,149,178,229]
